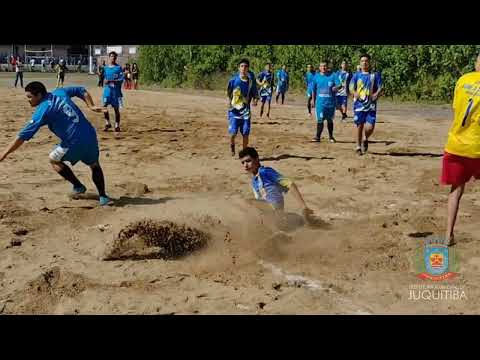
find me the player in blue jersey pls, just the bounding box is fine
[239,147,314,223]
[0,81,113,206]
[227,58,258,156]
[305,64,316,117]
[102,51,124,132]
[310,61,342,143]
[335,60,352,121]
[257,62,274,118]
[275,65,289,105]
[349,54,383,155]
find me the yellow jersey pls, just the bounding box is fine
[445,72,480,158]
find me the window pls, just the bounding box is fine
[129,47,137,55]
[106,46,122,55]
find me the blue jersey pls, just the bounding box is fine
[350,71,382,112]
[18,87,97,148]
[252,166,292,208]
[335,70,351,97]
[257,70,274,97]
[103,64,124,99]
[305,71,316,91]
[276,70,289,92]
[227,72,257,119]
[311,72,341,109]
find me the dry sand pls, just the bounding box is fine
[0,73,479,314]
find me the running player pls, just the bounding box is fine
[102,51,124,132]
[350,54,383,155]
[239,147,314,220]
[227,58,258,156]
[275,65,289,105]
[305,64,316,117]
[0,81,112,206]
[335,60,352,121]
[257,62,274,118]
[310,61,341,143]
[441,53,480,246]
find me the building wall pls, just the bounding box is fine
[94,45,139,66]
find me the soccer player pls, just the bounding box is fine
[227,58,258,156]
[335,60,352,121]
[310,61,341,143]
[349,54,383,155]
[257,62,274,118]
[97,60,106,87]
[0,81,112,206]
[14,58,24,88]
[441,54,480,246]
[131,63,139,90]
[102,51,124,132]
[56,59,67,88]
[239,147,314,220]
[275,65,289,105]
[305,64,316,117]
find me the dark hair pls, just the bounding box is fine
[360,53,371,60]
[239,147,259,160]
[108,51,118,57]
[25,81,47,97]
[238,58,250,67]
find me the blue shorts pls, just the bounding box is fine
[228,111,251,136]
[276,85,287,94]
[50,142,99,166]
[336,96,348,107]
[261,95,272,103]
[353,110,377,126]
[316,106,335,122]
[103,94,119,108]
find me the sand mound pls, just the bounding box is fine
[1,267,91,314]
[103,220,209,261]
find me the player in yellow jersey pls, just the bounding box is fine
[441,54,480,246]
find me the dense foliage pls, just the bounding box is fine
[138,45,480,102]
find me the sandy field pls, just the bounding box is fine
[0,73,479,314]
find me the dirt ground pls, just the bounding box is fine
[0,73,479,314]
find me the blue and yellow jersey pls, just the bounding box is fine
[227,72,257,117]
[335,70,351,97]
[257,70,274,97]
[350,71,382,111]
[252,166,293,208]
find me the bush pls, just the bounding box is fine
[138,45,480,102]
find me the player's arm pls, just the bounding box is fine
[371,72,383,101]
[332,73,342,93]
[0,137,25,162]
[64,87,104,113]
[1,108,48,161]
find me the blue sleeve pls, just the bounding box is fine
[18,105,49,141]
[227,78,234,98]
[62,86,86,99]
[250,74,258,99]
[257,72,263,82]
[350,73,358,92]
[375,72,383,91]
[334,74,342,87]
[262,167,292,189]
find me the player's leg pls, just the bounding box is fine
[20,72,23,88]
[281,92,285,105]
[14,72,19,88]
[49,158,84,191]
[113,106,121,132]
[266,98,271,118]
[307,95,313,116]
[241,118,250,149]
[260,98,265,117]
[446,183,465,246]
[326,109,335,142]
[228,112,239,156]
[362,111,376,153]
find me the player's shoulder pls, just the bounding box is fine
[457,71,480,84]
[259,166,280,177]
[52,88,67,97]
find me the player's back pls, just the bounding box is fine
[45,88,96,147]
